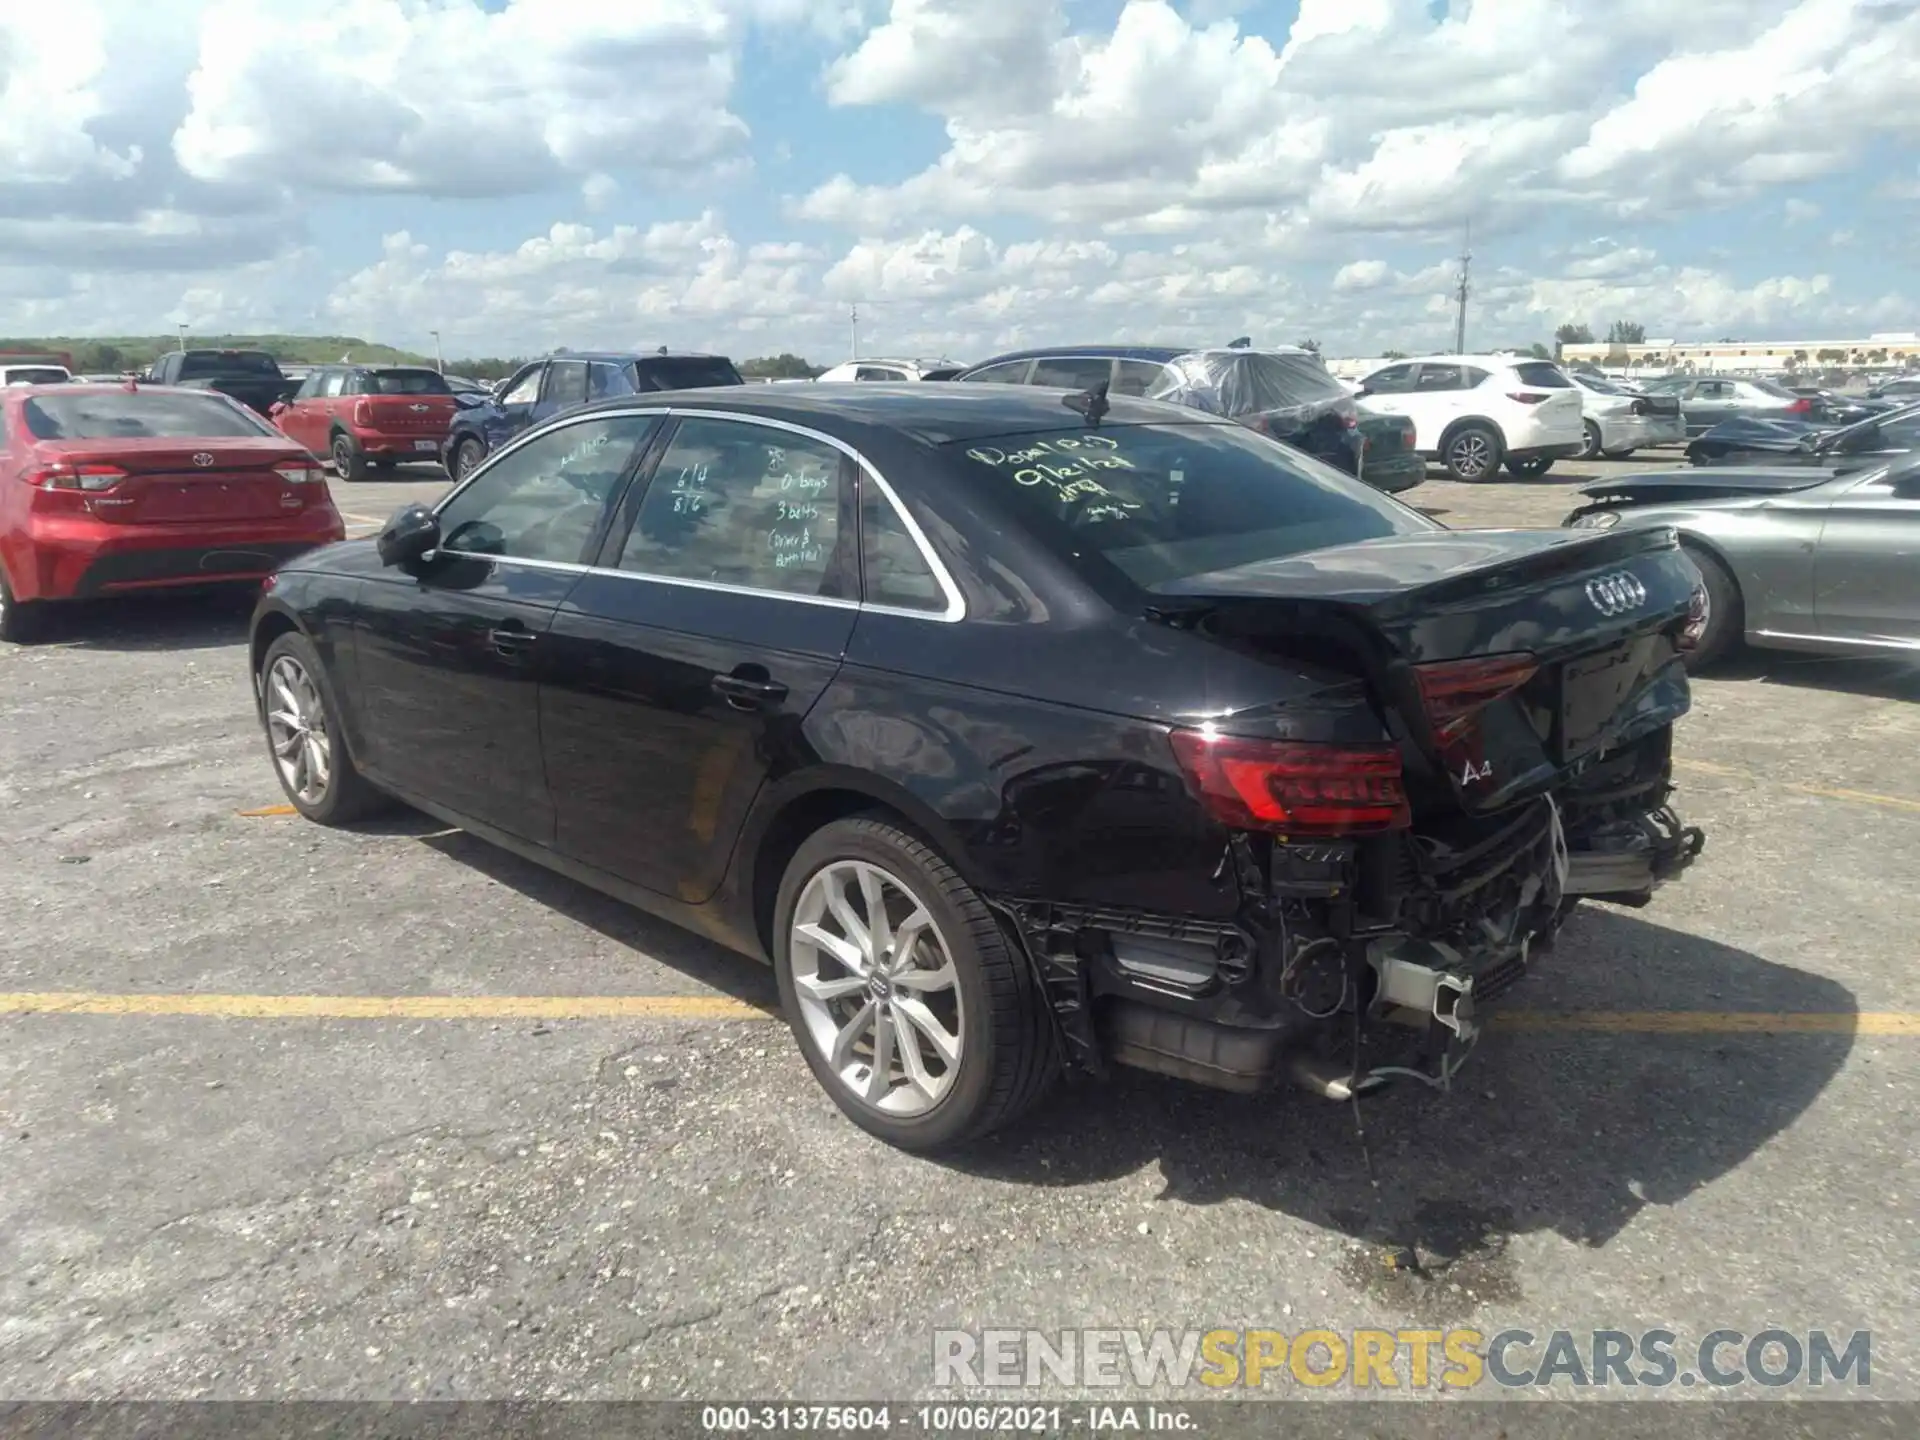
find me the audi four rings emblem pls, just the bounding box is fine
[191,452,215,467]
[1585,572,1647,616]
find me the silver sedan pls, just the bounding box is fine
[1569,371,1687,458]
[1563,454,1920,667]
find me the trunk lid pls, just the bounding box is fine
[352,394,459,437]
[33,438,314,524]
[1158,526,1699,816]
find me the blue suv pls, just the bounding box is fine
[443,349,744,479]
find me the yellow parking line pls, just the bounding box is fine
[1677,758,1920,814]
[0,992,772,1020]
[236,804,297,817]
[0,993,1912,1035]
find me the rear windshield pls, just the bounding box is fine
[176,351,282,380]
[635,357,744,391]
[4,368,71,385]
[1747,377,1797,398]
[1151,350,1348,418]
[1575,373,1625,394]
[1511,361,1574,388]
[22,391,275,440]
[364,368,451,395]
[952,422,1437,592]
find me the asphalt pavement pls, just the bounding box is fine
[1,453,1916,1423]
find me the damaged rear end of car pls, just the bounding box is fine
[1003,516,1707,1102]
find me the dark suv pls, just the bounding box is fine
[443,350,743,479]
[953,344,1424,493]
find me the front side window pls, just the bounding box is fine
[963,360,1034,385]
[294,372,324,401]
[1362,364,1415,394]
[617,417,850,599]
[499,365,544,406]
[1030,357,1115,390]
[436,414,658,565]
[951,422,1437,594]
[542,361,590,409]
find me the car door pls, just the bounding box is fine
[350,412,663,841]
[538,413,860,900]
[483,362,547,450]
[1683,379,1737,435]
[1812,464,1920,645]
[274,371,326,450]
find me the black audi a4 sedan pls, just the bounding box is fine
[249,382,1707,1151]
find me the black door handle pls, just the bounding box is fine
[712,671,788,710]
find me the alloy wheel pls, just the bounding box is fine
[264,654,332,806]
[1450,433,1494,479]
[788,859,965,1118]
[455,441,481,479]
[332,436,351,474]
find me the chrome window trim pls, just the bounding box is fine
[425,404,967,623]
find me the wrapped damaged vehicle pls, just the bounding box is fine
[955,344,1426,494]
[247,383,1707,1150]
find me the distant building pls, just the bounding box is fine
[1560,333,1920,377]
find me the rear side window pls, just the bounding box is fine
[634,357,744,391]
[859,477,943,612]
[23,391,275,440]
[1511,362,1573,389]
[854,366,908,381]
[1112,360,1167,397]
[951,422,1435,594]
[588,363,634,400]
[363,369,451,395]
[617,417,851,598]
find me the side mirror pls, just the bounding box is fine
[377,503,439,566]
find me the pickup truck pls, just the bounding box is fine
[144,349,300,417]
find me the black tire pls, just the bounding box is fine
[1603,448,1637,460]
[1441,423,1503,482]
[330,431,368,482]
[1577,420,1604,460]
[1680,543,1742,671]
[257,631,391,824]
[449,436,485,481]
[773,816,1057,1151]
[1505,455,1555,479]
[0,564,45,645]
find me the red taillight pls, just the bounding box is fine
[22,462,127,491]
[274,462,325,485]
[1506,391,1550,405]
[1414,653,1540,742]
[1787,397,1812,414]
[1168,728,1411,836]
[352,399,373,427]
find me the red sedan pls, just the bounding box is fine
[0,382,345,643]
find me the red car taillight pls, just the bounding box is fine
[352,399,373,427]
[1414,653,1540,743]
[1168,728,1411,836]
[275,462,325,485]
[1787,397,1812,414]
[21,462,127,491]
[1506,391,1551,405]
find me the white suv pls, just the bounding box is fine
[812,357,962,382]
[1354,355,1585,481]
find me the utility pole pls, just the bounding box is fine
[430,329,444,374]
[175,323,187,354]
[849,303,859,361]
[1453,221,1471,355]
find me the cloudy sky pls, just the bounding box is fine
[4,0,1917,365]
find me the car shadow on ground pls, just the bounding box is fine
[411,826,781,1012]
[32,588,255,653]
[939,907,1856,1280]
[1701,650,1920,701]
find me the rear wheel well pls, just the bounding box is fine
[250,612,299,682]
[751,788,922,957]
[1438,416,1502,450]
